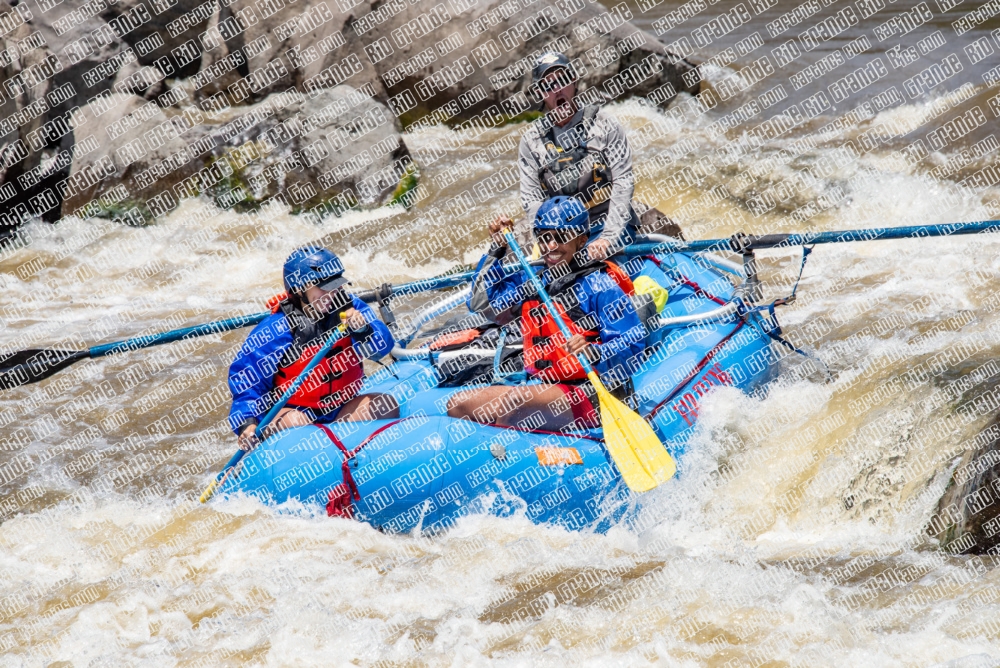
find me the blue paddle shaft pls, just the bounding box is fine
[502,231,596,376]
[623,219,1000,255]
[253,325,349,440]
[88,313,269,358]
[217,449,246,479]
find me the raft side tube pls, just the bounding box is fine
[224,417,631,534]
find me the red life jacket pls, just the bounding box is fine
[521,300,597,381]
[604,260,635,296]
[520,261,634,382]
[271,298,365,411]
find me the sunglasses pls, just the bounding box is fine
[537,74,574,93]
[535,229,584,245]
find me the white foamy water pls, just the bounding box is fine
[3,57,1000,667]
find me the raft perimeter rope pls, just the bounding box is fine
[319,418,421,517]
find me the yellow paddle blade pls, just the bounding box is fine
[588,372,676,493]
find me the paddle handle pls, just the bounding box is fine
[501,230,596,376]
[200,323,349,503]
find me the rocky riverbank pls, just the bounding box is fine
[0,0,699,235]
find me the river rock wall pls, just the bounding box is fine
[0,0,699,234]
[928,413,1000,555]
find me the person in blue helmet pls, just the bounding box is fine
[451,196,647,431]
[227,246,397,451]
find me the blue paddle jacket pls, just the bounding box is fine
[470,246,646,387]
[226,296,393,434]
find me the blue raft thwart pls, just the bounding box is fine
[220,252,782,533]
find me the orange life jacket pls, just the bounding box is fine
[429,328,483,350]
[520,261,634,382]
[271,297,364,411]
[604,260,634,296]
[267,292,289,312]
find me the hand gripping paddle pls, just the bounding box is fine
[200,322,350,503]
[502,230,676,492]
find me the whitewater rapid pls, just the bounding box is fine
[5,5,1000,662]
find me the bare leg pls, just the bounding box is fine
[262,407,313,436]
[334,393,400,422]
[446,384,579,431]
[445,386,511,423]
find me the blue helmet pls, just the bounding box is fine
[282,246,349,293]
[534,196,589,232]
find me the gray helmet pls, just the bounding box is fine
[531,51,576,83]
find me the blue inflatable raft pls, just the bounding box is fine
[221,250,781,533]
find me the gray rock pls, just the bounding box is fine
[0,3,93,223]
[61,85,409,218]
[364,0,700,125]
[0,22,29,231]
[27,2,130,118]
[202,85,411,210]
[216,0,381,100]
[99,0,217,76]
[2,0,703,231]
[928,413,1000,555]
[212,0,698,123]
[113,64,168,99]
[62,93,197,217]
[0,0,144,223]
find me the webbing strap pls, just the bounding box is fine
[789,245,813,298]
[492,328,509,384]
[747,302,832,382]
[321,418,425,517]
[542,104,600,152]
[318,423,363,518]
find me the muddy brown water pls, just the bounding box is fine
[3,0,1000,663]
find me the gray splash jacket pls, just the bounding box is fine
[516,105,636,244]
